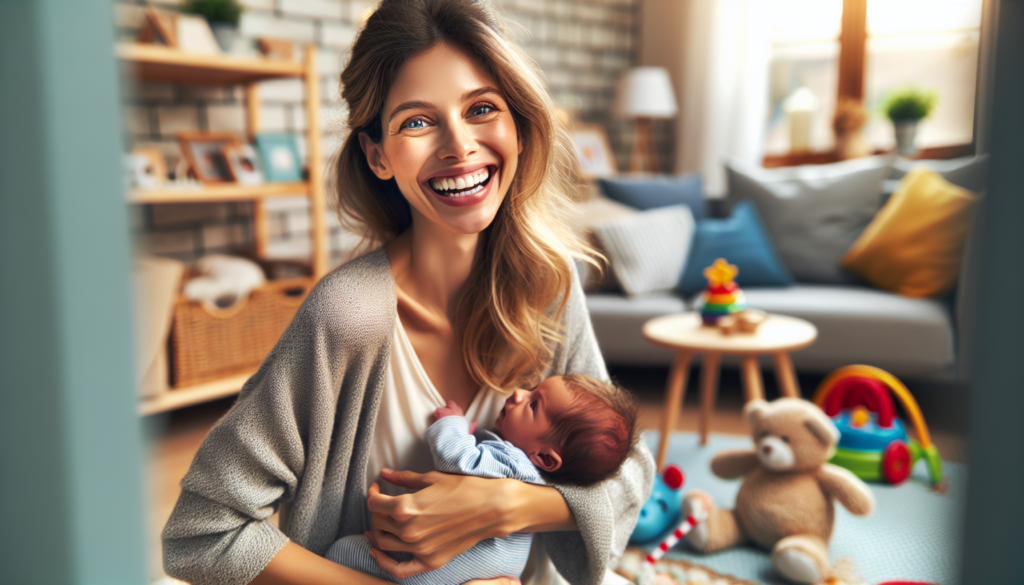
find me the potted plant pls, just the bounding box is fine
[879,85,939,156]
[181,0,243,53]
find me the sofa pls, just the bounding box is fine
[577,155,986,382]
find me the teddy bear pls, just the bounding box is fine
[682,398,875,584]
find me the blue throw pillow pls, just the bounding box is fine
[597,173,706,219]
[677,200,792,297]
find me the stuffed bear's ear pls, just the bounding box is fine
[805,414,840,446]
[744,400,768,428]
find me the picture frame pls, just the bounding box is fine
[177,132,241,184]
[572,124,618,179]
[255,133,303,182]
[222,143,265,185]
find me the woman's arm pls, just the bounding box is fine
[252,541,395,585]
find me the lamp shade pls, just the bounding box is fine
[613,67,678,119]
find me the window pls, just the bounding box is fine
[764,0,982,165]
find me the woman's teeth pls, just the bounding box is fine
[430,168,491,197]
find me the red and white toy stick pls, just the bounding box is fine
[644,515,701,566]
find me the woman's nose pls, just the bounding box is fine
[438,120,478,161]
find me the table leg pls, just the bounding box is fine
[741,355,764,402]
[773,352,800,398]
[699,353,721,446]
[656,351,692,473]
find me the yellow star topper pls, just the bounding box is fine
[703,258,739,287]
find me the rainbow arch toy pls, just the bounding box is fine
[813,365,943,486]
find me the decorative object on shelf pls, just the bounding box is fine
[571,124,617,179]
[132,148,168,186]
[183,255,267,309]
[132,255,186,398]
[138,6,178,47]
[123,153,156,189]
[181,0,243,53]
[613,67,677,174]
[174,13,223,55]
[813,364,944,487]
[257,37,297,61]
[255,132,303,182]
[172,276,311,388]
[178,131,240,184]
[783,86,819,154]
[223,143,264,185]
[880,85,939,157]
[833,97,869,161]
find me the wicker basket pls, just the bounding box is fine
[170,277,311,388]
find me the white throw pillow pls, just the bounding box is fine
[591,205,695,296]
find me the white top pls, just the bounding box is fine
[364,317,623,585]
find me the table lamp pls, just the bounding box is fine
[613,67,677,173]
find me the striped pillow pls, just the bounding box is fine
[591,205,695,296]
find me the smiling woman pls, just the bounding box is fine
[161,2,654,585]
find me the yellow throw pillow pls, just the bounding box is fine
[841,167,978,297]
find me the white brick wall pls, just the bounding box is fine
[117,0,643,267]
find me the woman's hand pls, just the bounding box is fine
[366,469,577,578]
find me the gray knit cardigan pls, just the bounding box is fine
[162,247,655,585]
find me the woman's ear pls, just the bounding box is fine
[529,448,562,473]
[358,131,393,180]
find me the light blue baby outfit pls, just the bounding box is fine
[326,415,545,584]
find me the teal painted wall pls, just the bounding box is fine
[0,1,147,583]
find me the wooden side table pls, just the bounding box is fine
[643,312,817,471]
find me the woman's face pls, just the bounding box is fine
[359,43,521,236]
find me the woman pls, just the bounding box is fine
[162,1,654,584]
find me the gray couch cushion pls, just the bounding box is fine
[891,154,988,193]
[586,293,687,364]
[740,285,955,377]
[726,157,890,285]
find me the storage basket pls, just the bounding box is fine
[170,277,311,388]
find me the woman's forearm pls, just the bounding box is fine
[250,541,394,585]
[502,479,578,534]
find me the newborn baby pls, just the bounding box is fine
[326,373,638,584]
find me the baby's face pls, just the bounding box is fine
[495,375,572,454]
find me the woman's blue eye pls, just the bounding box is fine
[403,118,427,130]
[530,400,538,412]
[471,104,495,117]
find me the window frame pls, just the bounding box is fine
[763,0,977,167]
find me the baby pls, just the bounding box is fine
[326,372,639,584]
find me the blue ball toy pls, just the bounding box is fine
[630,464,685,543]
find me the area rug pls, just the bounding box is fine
[628,431,966,585]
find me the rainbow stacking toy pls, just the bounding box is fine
[700,258,746,325]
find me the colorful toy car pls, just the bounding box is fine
[630,464,685,543]
[813,365,942,486]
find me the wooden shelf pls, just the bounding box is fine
[117,43,304,85]
[129,181,309,204]
[138,370,253,416]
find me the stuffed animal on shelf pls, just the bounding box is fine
[681,398,875,585]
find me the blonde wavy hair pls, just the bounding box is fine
[332,0,598,392]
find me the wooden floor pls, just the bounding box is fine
[143,364,971,581]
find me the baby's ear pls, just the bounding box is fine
[530,448,563,473]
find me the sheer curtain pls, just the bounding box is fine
[674,0,773,197]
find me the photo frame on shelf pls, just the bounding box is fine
[178,132,241,184]
[257,37,296,61]
[223,143,265,185]
[255,133,303,182]
[572,124,617,179]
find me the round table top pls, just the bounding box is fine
[642,312,818,354]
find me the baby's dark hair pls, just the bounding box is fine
[539,373,639,486]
